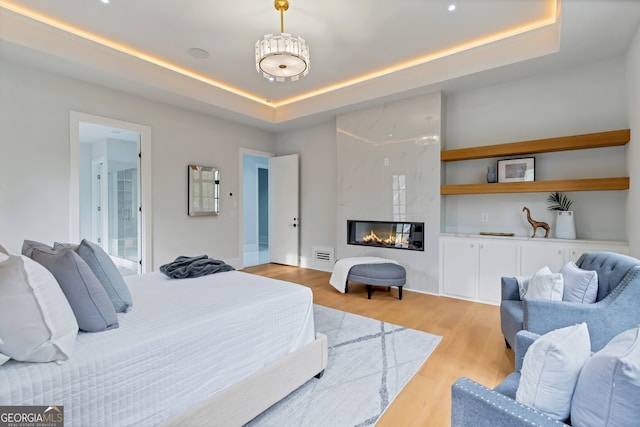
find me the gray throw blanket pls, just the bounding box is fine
[159,255,235,279]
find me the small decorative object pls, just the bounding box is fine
[547,192,576,239]
[486,166,497,183]
[188,165,220,216]
[498,157,535,183]
[523,206,550,238]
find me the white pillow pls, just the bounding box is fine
[0,253,78,363]
[560,262,598,303]
[525,266,564,301]
[516,276,531,300]
[571,326,640,427]
[516,323,591,420]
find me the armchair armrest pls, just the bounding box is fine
[451,377,567,427]
[514,330,539,371]
[501,277,521,301]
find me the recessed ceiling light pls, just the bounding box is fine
[448,4,456,12]
[101,0,110,4]
[188,48,210,59]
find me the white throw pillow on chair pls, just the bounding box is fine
[516,322,591,421]
[525,266,564,301]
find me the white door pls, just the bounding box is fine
[269,154,299,266]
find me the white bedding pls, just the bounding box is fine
[0,270,315,426]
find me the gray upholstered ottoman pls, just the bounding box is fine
[345,263,406,300]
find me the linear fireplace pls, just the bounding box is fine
[347,220,424,251]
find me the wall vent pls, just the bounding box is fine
[312,246,335,264]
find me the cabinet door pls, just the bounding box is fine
[520,244,565,275]
[441,238,477,299]
[568,244,629,262]
[478,241,518,304]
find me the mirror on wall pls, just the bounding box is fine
[188,165,220,216]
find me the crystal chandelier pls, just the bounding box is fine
[255,0,310,82]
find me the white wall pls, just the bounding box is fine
[0,59,276,269]
[626,25,640,256]
[276,120,337,271]
[2,50,637,275]
[444,57,629,241]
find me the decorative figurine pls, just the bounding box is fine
[522,206,550,238]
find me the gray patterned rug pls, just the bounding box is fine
[246,304,442,427]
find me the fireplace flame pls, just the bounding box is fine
[362,230,404,246]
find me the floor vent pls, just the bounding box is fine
[313,246,335,264]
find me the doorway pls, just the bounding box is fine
[70,112,153,274]
[242,152,271,267]
[80,122,140,275]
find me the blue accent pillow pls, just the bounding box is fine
[30,247,119,332]
[571,325,640,426]
[560,262,598,303]
[76,240,133,313]
[54,240,133,313]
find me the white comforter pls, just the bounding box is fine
[0,271,315,426]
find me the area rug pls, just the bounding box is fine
[246,305,442,427]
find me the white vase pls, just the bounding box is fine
[555,211,576,239]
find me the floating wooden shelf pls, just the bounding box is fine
[441,177,630,195]
[441,129,630,162]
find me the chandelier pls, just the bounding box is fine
[255,0,310,82]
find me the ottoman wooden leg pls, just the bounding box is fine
[366,285,372,299]
[398,286,403,300]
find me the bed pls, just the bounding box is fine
[0,269,328,426]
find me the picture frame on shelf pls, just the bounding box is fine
[497,157,535,183]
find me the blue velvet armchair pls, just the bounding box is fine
[500,251,640,351]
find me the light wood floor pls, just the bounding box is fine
[242,263,515,427]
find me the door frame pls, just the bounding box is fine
[69,111,153,272]
[90,157,108,248]
[239,148,274,268]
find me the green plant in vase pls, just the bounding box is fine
[547,192,576,239]
[546,192,574,211]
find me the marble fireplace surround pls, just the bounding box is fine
[336,92,443,294]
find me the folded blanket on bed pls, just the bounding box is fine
[159,255,235,279]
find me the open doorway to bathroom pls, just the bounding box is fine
[70,111,153,275]
[79,122,140,275]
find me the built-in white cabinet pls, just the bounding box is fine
[441,237,518,304]
[477,241,519,304]
[520,244,565,276]
[441,238,477,300]
[440,235,629,305]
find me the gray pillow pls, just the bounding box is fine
[30,247,119,332]
[21,240,52,258]
[56,240,133,313]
